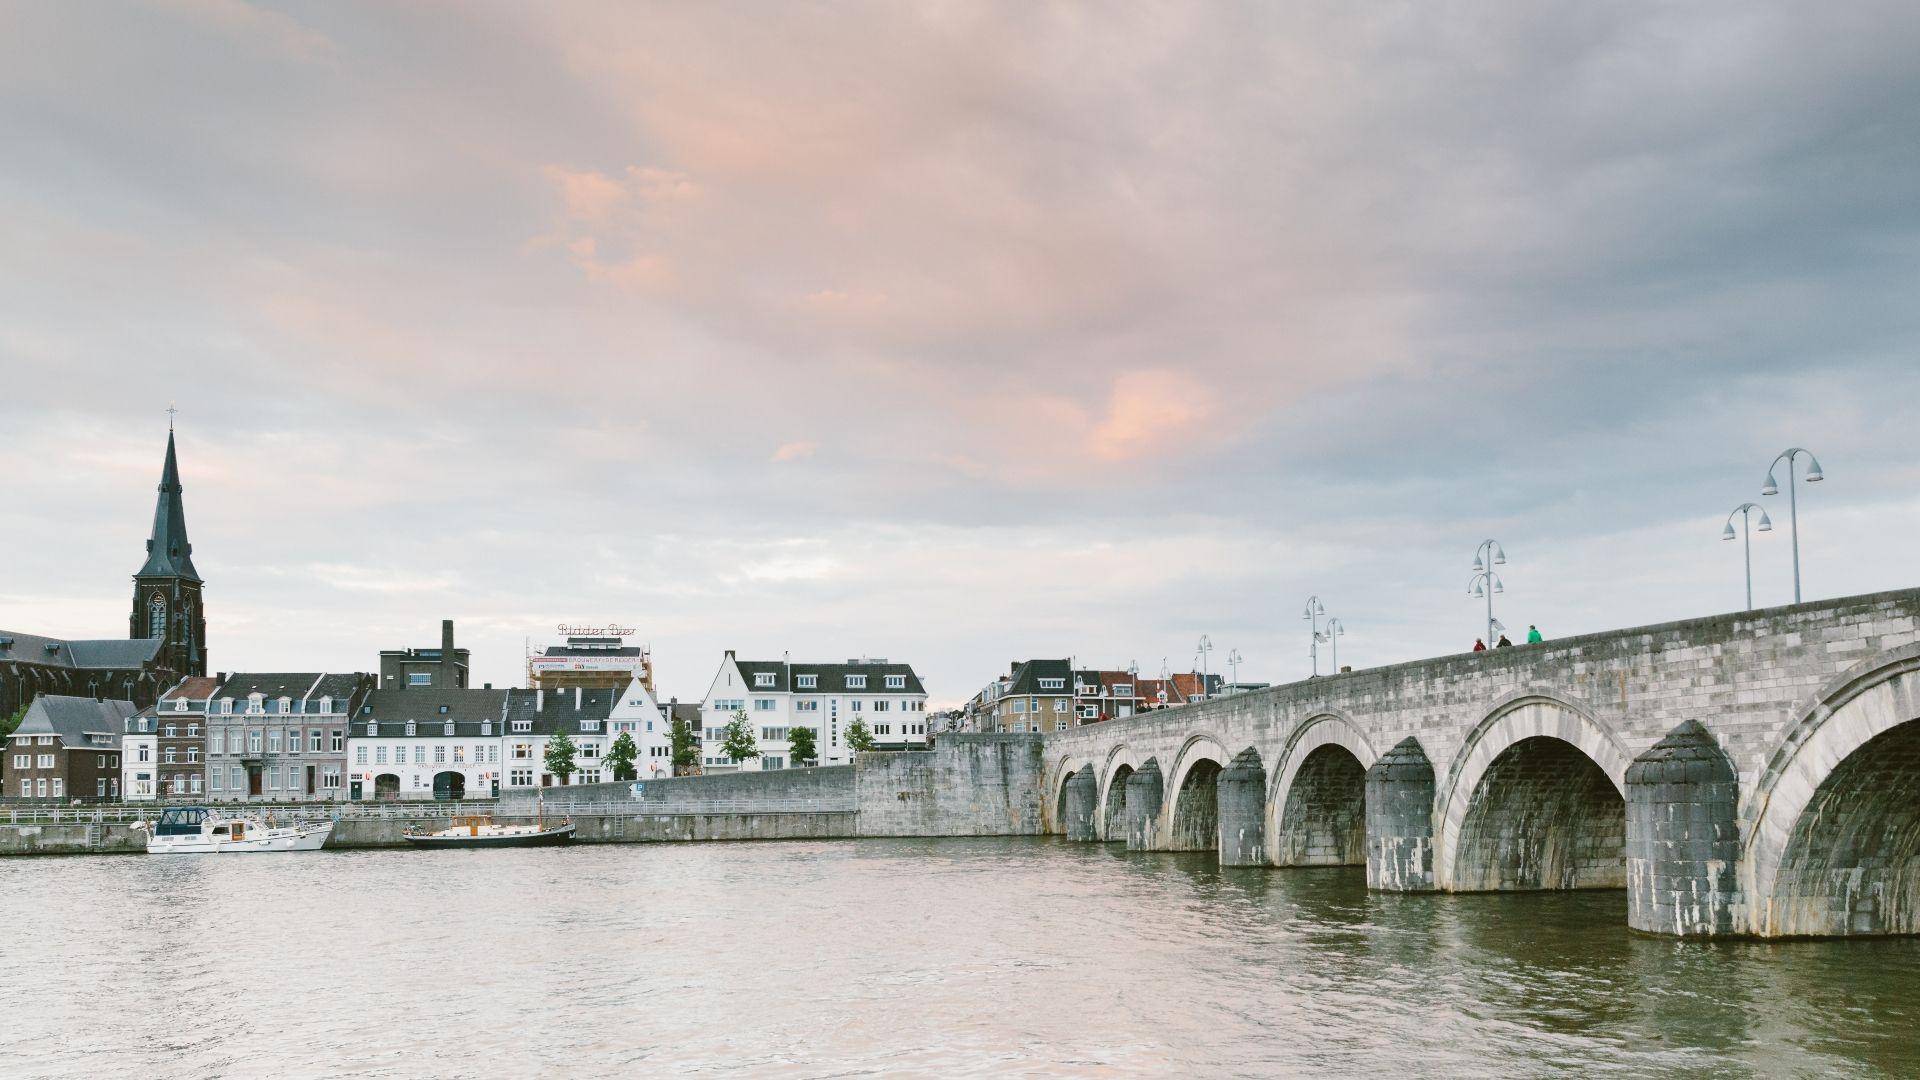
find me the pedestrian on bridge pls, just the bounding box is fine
[1496,634,1513,648]
[1472,638,1487,652]
[1527,624,1543,643]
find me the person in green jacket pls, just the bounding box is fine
[1526,625,1543,644]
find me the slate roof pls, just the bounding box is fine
[731,658,927,695]
[1006,659,1072,695]
[162,676,222,701]
[505,688,618,735]
[0,631,163,671]
[11,695,136,748]
[136,431,200,581]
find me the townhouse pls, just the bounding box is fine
[6,695,133,801]
[205,673,373,803]
[699,652,930,770]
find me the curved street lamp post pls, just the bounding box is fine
[1762,448,1824,604]
[1468,539,1507,648]
[1303,596,1327,677]
[1318,617,1345,674]
[1721,502,1773,611]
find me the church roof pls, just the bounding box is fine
[0,631,162,671]
[136,430,200,582]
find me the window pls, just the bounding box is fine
[187,723,200,737]
[286,730,299,755]
[1038,677,1064,691]
[210,769,222,791]
[267,766,280,789]
[874,700,891,712]
[366,722,378,736]
[754,673,775,688]
[278,697,292,715]
[268,730,282,753]
[52,778,63,798]
[375,747,388,765]
[9,754,23,769]
[513,743,533,759]
[488,746,498,763]
[754,699,776,711]
[174,698,189,713]
[511,721,531,734]
[580,743,599,759]
[796,700,819,712]
[247,729,262,753]
[18,780,27,797]
[184,776,196,795]
[97,778,107,797]
[845,675,867,689]
[481,722,492,736]
[188,748,200,763]
[887,675,908,689]
[850,700,863,712]
[405,722,417,736]
[1053,700,1068,713]
[510,768,534,787]
[164,724,178,738]
[37,754,54,768]
[763,756,785,770]
[310,730,322,752]
[320,696,333,714]
[322,769,340,791]
[230,766,244,790]
[248,694,263,714]
[37,735,52,745]
[438,705,449,714]
[331,730,343,752]
[413,746,425,764]
[356,747,368,765]
[761,727,788,741]
[434,746,446,764]
[580,719,600,732]
[453,745,465,764]
[1114,685,1133,697]
[408,673,432,686]
[796,674,817,689]
[444,722,455,736]
[1010,699,1026,714]
[222,698,234,714]
[36,778,47,798]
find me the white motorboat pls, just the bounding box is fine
[132,806,333,854]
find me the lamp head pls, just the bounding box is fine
[1762,473,1779,496]
[1757,511,1773,531]
[1722,522,1736,540]
[1471,583,1484,598]
[1493,582,1504,595]
[1472,555,1484,572]
[1805,463,1824,482]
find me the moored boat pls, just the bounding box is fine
[403,815,575,849]
[132,806,334,854]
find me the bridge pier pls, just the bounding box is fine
[1063,769,1099,842]
[1125,758,1163,851]
[1627,721,1739,936]
[1365,737,1435,891]
[1216,748,1266,866]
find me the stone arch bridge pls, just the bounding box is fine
[1039,588,1920,938]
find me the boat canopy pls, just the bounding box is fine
[156,807,210,836]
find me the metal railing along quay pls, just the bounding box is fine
[4,797,854,827]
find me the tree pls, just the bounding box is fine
[720,709,761,764]
[670,713,699,776]
[788,725,818,766]
[846,716,876,753]
[606,731,638,782]
[0,704,25,742]
[544,729,578,785]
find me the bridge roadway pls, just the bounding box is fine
[1040,587,1920,938]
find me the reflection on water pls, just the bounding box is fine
[3,838,1917,1078]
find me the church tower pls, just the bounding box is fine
[130,425,207,677]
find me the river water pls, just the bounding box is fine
[2,838,1916,1078]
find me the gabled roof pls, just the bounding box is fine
[12,695,137,747]
[0,632,163,671]
[162,675,222,701]
[136,431,200,581]
[209,673,370,705]
[360,688,509,733]
[731,658,927,695]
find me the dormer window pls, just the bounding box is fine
[1114,685,1133,697]
[248,694,263,715]
[438,705,449,714]
[754,673,775,688]
[889,675,910,689]
[481,722,492,736]
[511,720,531,734]
[405,721,417,736]
[580,719,600,733]
[444,722,455,736]
[319,696,332,714]
[366,722,378,736]
[222,698,234,714]
[174,699,189,712]
[796,674,817,690]
[845,675,867,689]
[278,697,292,715]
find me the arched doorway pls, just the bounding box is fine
[1274,744,1366,866]
[432,771,465,800]
[1452,736,1624,891]
[1168,758,1223,851]
[374,773,401,800]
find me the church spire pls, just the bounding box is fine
[137,428,200,582]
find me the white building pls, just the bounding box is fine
[121,708,158,802]
[699,652,931,771]
[608,677,678,780]
[500,687,614,789]
[347,687,510,801]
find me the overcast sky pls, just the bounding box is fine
[3,2,1917,705]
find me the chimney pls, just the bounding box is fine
[574,686,581,709]
[441,620,456,688]
[484,682,493,690]
[536,689,545,712]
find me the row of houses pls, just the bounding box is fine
[5,642,932,804]
[964,658,1236,733]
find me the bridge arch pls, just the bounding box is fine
[1097,745,1142,842]
[1436,693,1632,892]
[1267,712,1376,867]
[1045,753,1081,834]
[1746,645,1920,936]
[1163,733,1231,851]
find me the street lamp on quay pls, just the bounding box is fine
[1468,539,1507,648]
[1196,635,1213,701]
[1318,618,1345,674]
[1227,648,1243,687]
[1762,448,1824,604]
[1303,596,1327,677]
[1721,503,1773,611]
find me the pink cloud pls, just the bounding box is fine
[771,440,819,463]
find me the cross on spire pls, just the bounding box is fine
[166,401,178,431]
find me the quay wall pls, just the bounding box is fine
[502,764,855,810]
[855,736,1045,836]
[0,823,144,855]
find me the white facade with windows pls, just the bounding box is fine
[122,729,158,801]
[698,652,931,771]
[608,678,677,780]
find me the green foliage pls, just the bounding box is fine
[606,731,638,781]
[787,725,818,765]
[0,704,25,742]
[720,709,761,763]
[670,713,699,775]
[845,717,876,753]
[544,728,578,783]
